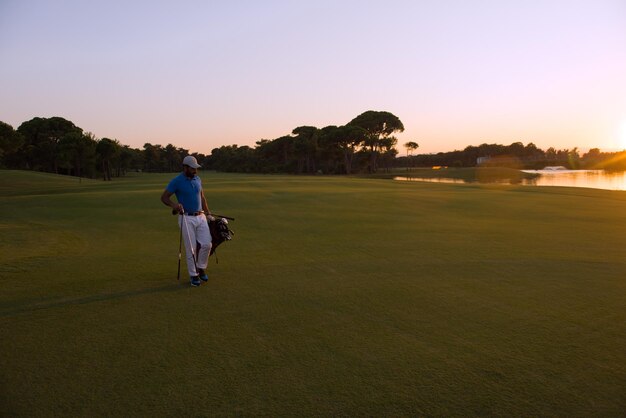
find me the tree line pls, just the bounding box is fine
[207,110,405,174]
[0,117,209,180]
[201,114,626,173]
[0,111,406,178]
[2,112,624,179]
[396,142,626,171]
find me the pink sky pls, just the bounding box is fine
[1,0,625,154]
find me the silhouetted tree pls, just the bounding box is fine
[17,117,83,172]
[96,138,119,180]
[292,126,319,173]
[0,121,24,168]
[143,143,165,172]
[404,141,419,170]
[58,131,97,177]
[347,111,404,172]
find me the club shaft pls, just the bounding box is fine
[212,214,235,221]
[171,209,234,221]
[177,214,183,281]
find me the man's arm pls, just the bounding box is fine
[161,189,183,213]
[201,190,211,216]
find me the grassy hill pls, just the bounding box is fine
[1,170,625,416]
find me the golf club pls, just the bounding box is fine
[171,209,235,221]
[176,213,183,281]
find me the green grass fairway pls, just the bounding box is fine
[1,170,625,416]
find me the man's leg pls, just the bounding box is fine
[179,215,199,278]
[194,214,212,280]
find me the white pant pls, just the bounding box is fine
[178,214,212,276]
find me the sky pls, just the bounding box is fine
[1,0,625,154]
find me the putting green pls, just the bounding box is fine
[1,170,625,416]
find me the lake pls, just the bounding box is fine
[395,170,626,191]
[521,170,626,190]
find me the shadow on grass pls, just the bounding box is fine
[0,282,185,318]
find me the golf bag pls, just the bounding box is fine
[207,217,234,256]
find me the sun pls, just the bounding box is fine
[621,121,626,150]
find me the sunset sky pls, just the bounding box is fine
[1,0,625,154]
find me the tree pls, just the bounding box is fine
[317,125,343,174]
[292,126,319,173]
[404,141,419,171]
[380,140,399,172]
[255,136,297,173]
[56,131,97,177]
[164,144,182,172]
[0,121,24,168]
[96,138,119,180]
[347,111,404,172]
[319,125,367,174]
[143,143,165,172]
[116,145,135,176]
[568,147,580,169]
[16,116,83,172]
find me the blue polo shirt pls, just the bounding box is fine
[166,173,203,213]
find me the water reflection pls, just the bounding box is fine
[394,177,466,184]
[394,170,626,191]
[520,170,626,191]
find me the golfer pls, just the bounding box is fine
[161,155,212,286]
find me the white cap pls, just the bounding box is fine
[182,155,201,168]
